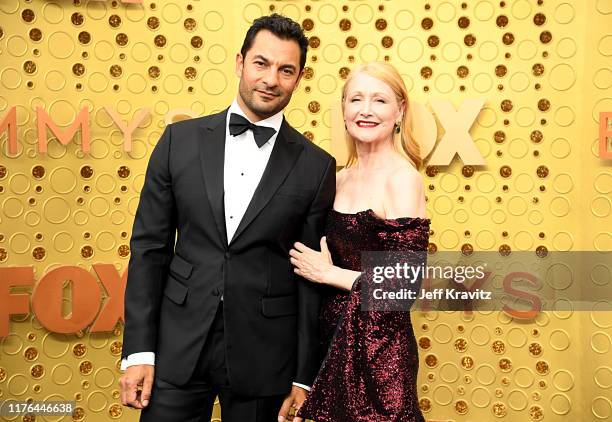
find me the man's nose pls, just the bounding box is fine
[262,68,279,88]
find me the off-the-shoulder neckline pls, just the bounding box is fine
[331,208,431,223]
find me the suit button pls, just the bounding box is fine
[224,251,230,259]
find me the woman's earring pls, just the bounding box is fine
[395,122,401,134]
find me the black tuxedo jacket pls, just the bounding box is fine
[122,109,336,396]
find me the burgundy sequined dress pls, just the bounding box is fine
[298,209,430,422]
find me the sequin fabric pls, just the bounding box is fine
[298,209,430,422]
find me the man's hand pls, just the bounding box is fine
[119,364,155,409]
[278,385,308,422]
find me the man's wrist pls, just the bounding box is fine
[292,382,311,391]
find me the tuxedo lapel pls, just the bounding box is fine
[199,110,228,246]
[230,119,304,245]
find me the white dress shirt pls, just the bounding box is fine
[122,100,310,391]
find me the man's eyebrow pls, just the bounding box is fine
[252,54,269,63]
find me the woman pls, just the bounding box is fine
[290,62,430,422]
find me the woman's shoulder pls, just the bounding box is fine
[387,163,423,190]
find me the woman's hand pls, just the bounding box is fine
[290,237,333,284]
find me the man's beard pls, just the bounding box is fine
[238,83,291,119]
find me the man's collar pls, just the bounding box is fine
[228,99,283,132]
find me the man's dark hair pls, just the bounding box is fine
[240,14,309,72]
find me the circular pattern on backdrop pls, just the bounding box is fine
[517,40,538,60]
[87,390,108,412]
[439,362,460,383]
[553,173,574,194]
[442,42,462,62]
[317,4,338,25]
[591,196,611,218]
[510,72,530,92]
[475,230,496,249]
[7,35,27,57]
[478,41,498,61]
[201,70,226,95]
[2,197,23,218]
[43,197,71,224]
[354,4,374,24]
[476,173,496,192]
[433,324,453,344]
[514,173,534,193]
[317,74,337,95]
[323,44,343,64]
[53,231,74,253]
[549,64,576,90]
[511,0,532,19]
[557,37,578,59]
[1,68,21,90]
[551,138,572,159]
[203,11,223,31]
[475,364,496,385]
[550,196,571,217]
[474,1,495,21]
[207,44,227,65]
[436,2,456,23]
[508,389,528,411]
[7,374,29,396]
[552,231,574,251]
[593,366,612,389]
[397,37,423,63]
[433,384,453,405]
[359,44,379,62]
[594,68,612,89]
[473,73,494,93]
[549,329,571,351]
[555,3,576,24]
[591,331,612,354]
[554,106,575,126]
[242,4,262,22]
[553,369,574,391]
[42,2,63,24]
[471,386,492,408]
[470,325,491,346]
[454,209,469,223]
[592,396,612,420]
[395,10,414,29]
[514,367,535,388]
[48,32,75,59]
[440,174,460,192]
[509,138,529,157]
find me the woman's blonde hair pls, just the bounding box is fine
[341,61,422,169]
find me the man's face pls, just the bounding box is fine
[235,30,303,122]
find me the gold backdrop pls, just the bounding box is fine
[1,0,611,421]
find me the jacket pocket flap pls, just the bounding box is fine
[164,277,188,305]
[261,295,297,317]
[169,254,193,279]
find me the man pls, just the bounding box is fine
[119,14,335,422]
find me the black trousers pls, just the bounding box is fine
[140,302,286,422]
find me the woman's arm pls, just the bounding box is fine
[290,238,361,291]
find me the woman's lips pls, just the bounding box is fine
[355,121,379,128]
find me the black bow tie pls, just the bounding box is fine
[228,113,276,148]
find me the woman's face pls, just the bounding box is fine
[343,72,404,145]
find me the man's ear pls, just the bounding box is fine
[235,53,244,78]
